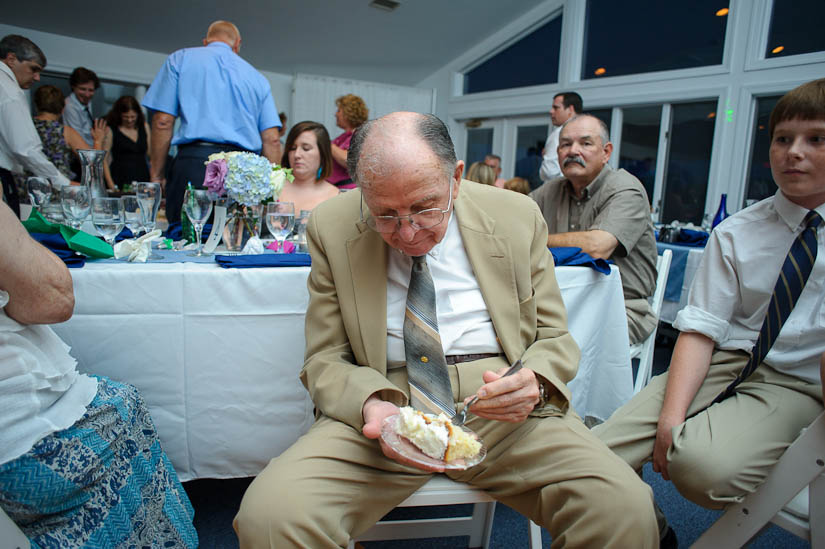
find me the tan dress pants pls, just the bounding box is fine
[594,349,823,509]
[234,368,658,548]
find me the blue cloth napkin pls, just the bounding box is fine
[549,247,611,275]
[30,232,86,268]
[214,253,311,268]
[656,243,690,301]
[676,228,708,247]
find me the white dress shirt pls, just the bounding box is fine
[386,211,501,364]
[539,124,562,182]
[674,191,825,384]
[0,290,98,465]
[0,62,70,186]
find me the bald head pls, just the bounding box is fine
[348,112,457,189]
[205,21,241,52]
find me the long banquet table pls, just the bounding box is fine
[53,260,631,481]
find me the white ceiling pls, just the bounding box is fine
[5,0,547,86]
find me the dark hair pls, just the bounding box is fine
[348,113,457,188]
[281,121,333,181]
[553,91,583,114]
[105,96,145,129]
[70,67,100,89]
[0,35,46,66]
[33,85,65,115]
[769,79,825,138]
[484,153,501,163]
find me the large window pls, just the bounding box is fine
[619,106,661,205]
[766,0,825,59]
[464,127,493,168]
[661,101,717,225]
[746,95,782,205]
[582,0,729,80]
[514,125,547,190]
[463,15,562,94]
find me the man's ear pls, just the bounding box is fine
[1,53,16,68]
[603,142,614,164]
[233,38,242,54]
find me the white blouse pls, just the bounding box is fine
[0,290,97,465]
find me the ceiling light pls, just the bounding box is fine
[594,67,606,76]
[370,0,400,11]
[715,8,729,16]
[772,45,785,54]
[758,125,765,130]
[707,112,716,118]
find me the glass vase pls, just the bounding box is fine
[222,203,263,252]
[711,193,729,230]
[77,149,108,199]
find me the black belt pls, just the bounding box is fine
[178,141,249,152]
[445,353,502,365]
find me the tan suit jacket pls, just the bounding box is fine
[300,180,580,429]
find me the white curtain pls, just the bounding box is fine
[291,73,436,141]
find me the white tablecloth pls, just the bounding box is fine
[53,261,630,480]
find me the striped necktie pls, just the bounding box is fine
[712,209,822,404]
[404,255,455,416]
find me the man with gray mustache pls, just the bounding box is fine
[530,114,658,346]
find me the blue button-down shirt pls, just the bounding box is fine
[142,42,280,152]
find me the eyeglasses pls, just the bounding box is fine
[361,181,454,233]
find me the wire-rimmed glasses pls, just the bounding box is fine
[360,180,454,233]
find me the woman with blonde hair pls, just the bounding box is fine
[329,94,368,190]
[465,161,496,186]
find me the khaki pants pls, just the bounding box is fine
[594,350,823,509]
[234,368,658,548]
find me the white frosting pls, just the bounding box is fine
[397,407,448,460]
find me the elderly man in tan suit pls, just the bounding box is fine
[233,112,657,548]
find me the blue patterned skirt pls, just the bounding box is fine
[0,376,198,548]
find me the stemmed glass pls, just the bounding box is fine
[183,189,213,256]
[60,185,91,230]
[91,197,125,246]
[266,202,295,253]
[135,182,162,259]
[121,195,143,238]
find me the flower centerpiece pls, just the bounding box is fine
[203,151,293,251]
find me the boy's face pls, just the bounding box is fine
[770,118,825,210]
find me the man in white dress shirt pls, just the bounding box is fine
[62,67,100,147]
[539,91,582,183]
[594,78,825,546]
[0,35,70,217]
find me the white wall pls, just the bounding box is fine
[416,0,825,217]
[0,23,294,117]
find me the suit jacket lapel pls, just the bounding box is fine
[455,188,521,362]
[347,220,389,373]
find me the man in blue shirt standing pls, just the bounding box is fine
[142,20,282,223]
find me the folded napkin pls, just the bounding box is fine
[23,210,112,259]
[114,229,162,262]
[549,247,611,275]
[676,228,708,247]
[265,240,296,254]
[214,253,311,268]
[165,221,213,242]
[29,232,86,268]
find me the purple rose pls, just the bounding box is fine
[203,159,228,195]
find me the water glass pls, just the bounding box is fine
[295,210,311,253]
[183,189,213,257]
[265,202,295,253]
[60,185,91,230]
[91,197,125,246]
[121,195,143,238]
[135,182,161,232]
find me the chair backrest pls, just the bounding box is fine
[0,506,30,549]
[632,249,672,394]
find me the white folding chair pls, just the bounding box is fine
[691,410,825,548]
[0,506,30,549]
[630,249,672,394]
[348,475,542,548]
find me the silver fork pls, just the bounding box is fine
[451,359,523,426]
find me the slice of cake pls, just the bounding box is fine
[396,406,482,462]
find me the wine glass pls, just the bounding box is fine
[183,189,213,257]
[135,182,161,233]
[60,185,91,230]
[121,195,143,238]
[91,197,125,246]
[26,177,52,211]
[266,202,295,253]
